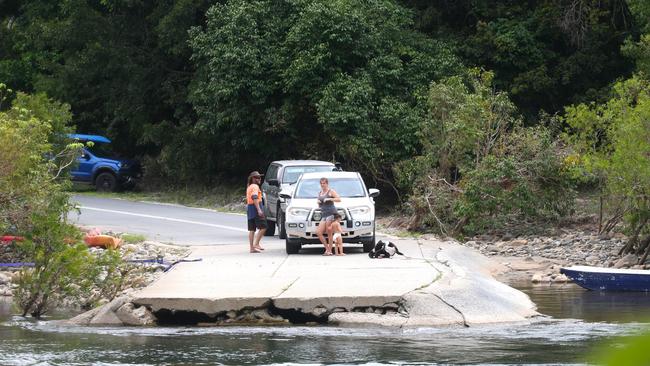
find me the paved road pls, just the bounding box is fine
[68,195,280,246]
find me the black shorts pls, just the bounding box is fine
[248,217,268,231]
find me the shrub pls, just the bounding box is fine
[0,87,125,317]
[564,75,650,260]
[396,70,574,235]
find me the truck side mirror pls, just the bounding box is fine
[369,188,380,198]
[267,178,279,187]
[279,192,292,200]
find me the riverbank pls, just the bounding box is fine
[0,233,190,309]
[377,214,644,286]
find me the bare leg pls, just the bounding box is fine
[249,231,260,253]
[254,228,266,249]
[317,221,332,255]
[326,224,334,253]
[336,237,345,255]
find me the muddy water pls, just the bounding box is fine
[1,283,649,365]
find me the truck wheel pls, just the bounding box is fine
[264,219,276,236]
[285,238,301,254]
[95,172,118,192]
[362,229,375,253]
[278,208,287,239]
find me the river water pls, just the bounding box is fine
[1,283,649,365]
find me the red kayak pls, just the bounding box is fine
[1,235,25,243]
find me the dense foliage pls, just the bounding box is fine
[395,71,574,235]
[0,87,122,317]
[564,76,650,260]
[1,0,649,237]
[188,0,460,188]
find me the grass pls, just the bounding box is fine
[120,233,147,244]
[69,183,245,213]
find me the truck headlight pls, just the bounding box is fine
[313,211,322,221]
[287,207,310,220]
[348,206,370,216]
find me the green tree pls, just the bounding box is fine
[0,88,102,318]
[564,75,650,260]
[189,0,460,190]
[401,0,638,119]
[396,70,574,234]
[1,0,211,160]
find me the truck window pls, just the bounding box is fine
[265,164,279,181]
[282,166,333,184]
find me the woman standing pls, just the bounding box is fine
[246,171,267,253]
[316,177,340,255]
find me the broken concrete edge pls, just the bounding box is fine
[59,295,156,326]
[56,240,540,328]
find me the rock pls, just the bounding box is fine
[116,302,156,326]
[65,306,103,325]
[64,295,133,326]
[11,272,21,282]
[510,239,528,247]
[311,306,328,317]
[90,296,132,325]
[122,244,138,252]
[252,309,284,323]
[553,274,569,283]
[531,273,543,283]
[0,272,11,285]
[226,310,237,319]
[614,254,638,269]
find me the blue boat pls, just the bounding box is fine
[560,265,650,292]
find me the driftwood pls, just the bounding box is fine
[638,235,650,264]
[617,215,649,265]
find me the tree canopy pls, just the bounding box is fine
[1,0,649,234]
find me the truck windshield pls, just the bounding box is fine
[294,178,366,198]
[282,166,334,184]
[87,142,116,158]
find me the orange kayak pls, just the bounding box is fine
[84,235,122,249]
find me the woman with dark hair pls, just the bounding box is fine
[316,177,340,255]
[246,171,267,253]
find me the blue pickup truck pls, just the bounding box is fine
[68,134,141,192]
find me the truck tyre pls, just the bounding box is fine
[362,229,375,253]
[95,172,118,192]
[285,238,301,254]
[264,219,276,236]
[278,208,287,239]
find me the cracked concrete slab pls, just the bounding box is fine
[132,237,538,327]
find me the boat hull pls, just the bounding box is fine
[560,266,650,292]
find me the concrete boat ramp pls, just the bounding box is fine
[130,238,539,327]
